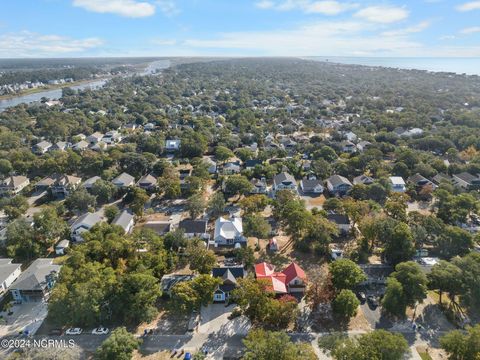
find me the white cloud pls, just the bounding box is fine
[355,5,409,24]
[151,38,177,45]
[255,0,358,15]
[255,0,275,9]
[457,1,480,11]
[156,0,179,16]
[73,0,156,17]
[0,31,103,57]
[460,26,480,34]
[381,21,430,37]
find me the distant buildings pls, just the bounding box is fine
[326,175,352,196]
[213,216,244,247]
[71,212,103,242]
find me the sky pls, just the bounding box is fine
[0,0,480,58]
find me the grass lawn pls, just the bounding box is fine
[418,351,433,360]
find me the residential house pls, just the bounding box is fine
[102,130,121,144]
[222,161,241,175]
[178,219,210,240]
[203,157,217,174]
[433,173,453,185]
[244,159,263,170]
[160,274,196,296]
[32,140,52,154]
[452,172,480,190]
[353,174,374,185]
[35,176,56,192]
[255,262,307,294]
[212,267,246,302]
[83,176,101,190]
[90,141,107,152]
[326,175,353,196]
[55,239,70,255]
[300,177,324,194]
[344,131,358,142]
[165,139,181,151]
[51,174,82,197]
[112,210,135,234]
[10,259,61,303]
[407,173,437,190]
[250,178,267,194]
[50,141,69,152]
[327,212,351,235]
[112,172,135,188]
[340,140,356,153]
[389,176,406,193]
[356,140,372,152]
[72,140,89,152]
[71,212,103,242]
[124,123,137,131]
[272,172,297,194]
[87,132,104,144]
[213,216,245,247]
[137,174,157,191]
[0,176,30,196]
[0,259,22,297]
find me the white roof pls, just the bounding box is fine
[389,176,406,185]
[214,217,243,240]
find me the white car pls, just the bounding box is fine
[65,328,83,335]
[92,327,109,335]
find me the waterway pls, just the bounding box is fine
[0,59,170,112]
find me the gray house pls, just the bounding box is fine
[10,259,61,303]
[112,210,135,234]
[71,212,103,242]
[326,175,352,196]
[112,172,135,188]
[0,259,22,297]
[273,172,297,194]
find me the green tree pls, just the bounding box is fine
[243,329,316,360]
[243,214,271,239]
[5,218,39,262]
[391,261,428,309]
[90,179,117,203]
[382,277,407,318]
[329,259,366,291]
[453,253,480,308]
[126,187,149,216]
[436,226,474,259]
[33,206,68,249]
[384,222,415,265]
[207,192,226,217]
[104,205,120,223]
[428,260,463,305]
[332,330,408,360]
[239,194,270,214]
[187,241,217,274]
[440,324,480,360]
[215,145,234,163]
[65,188,97,213]
[95,327,141,360]
[186,193,206,219]
[3,195,29,220]
[332,289,360,320]
[0,159,13,175]
[224,175,253,199]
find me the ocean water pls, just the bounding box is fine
[305,57,480,76]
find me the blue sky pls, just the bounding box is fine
[1,0,480,57]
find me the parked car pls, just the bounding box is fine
[65,328,83,335]
[367,295,379,309]
[356,291,366,303]
[92,327,109,335]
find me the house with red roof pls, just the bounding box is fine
[254,261,307,294]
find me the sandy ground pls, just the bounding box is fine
[0,302,48,336]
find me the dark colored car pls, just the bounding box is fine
[356,292,366,303]
[367,295,379,309]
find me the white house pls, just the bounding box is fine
[0,176,30,196]
[300,178,324,194]
[165,139,181,151]
[87,132,104,144]
[272,172,297,194]
[0,259,22,297]
[326,175,353,196]
[213,217,245,246]
[32,140,52,154]
[389,176,406,193]
[112,210,135,234]
[55,240,70,255]
[112,172,135,188]
[71,212,103,242]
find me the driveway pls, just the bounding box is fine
[199,304,250,336]
[0,301,48,337]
